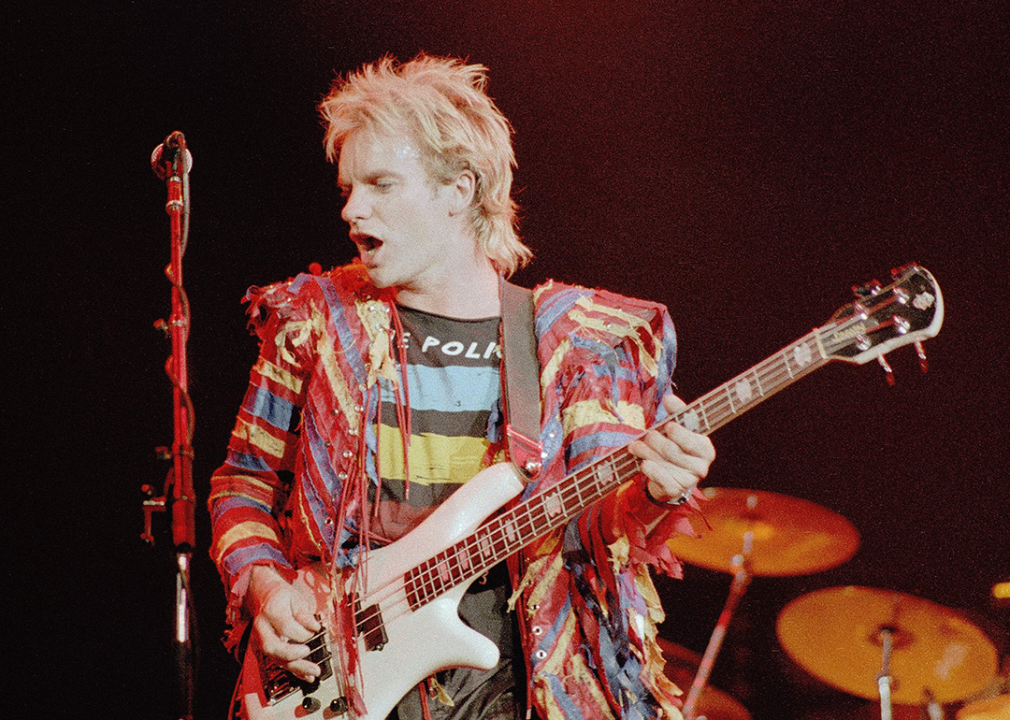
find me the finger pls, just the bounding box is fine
[639,458,694,497]
[263,592,319,643]
[637,428,712,477]
[663,393,689,414]
[254,615,312,660]
[287,658,323,683]
[659,421,716,465]
[292,606,323,634]
[661,394,715,457]
[255,622,321,681]
[274,614,316,645]
[637,429,711,502]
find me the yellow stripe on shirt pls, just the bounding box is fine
[377,430,491,485]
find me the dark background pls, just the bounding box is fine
[7,2,1008,719]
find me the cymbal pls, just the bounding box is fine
[957,695,1009,720]
[665,487,860,576]
[777,586,999,705]
[657,639,752,720]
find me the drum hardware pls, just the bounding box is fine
[776,586,1000,710]
[666,488,861,719]
[658,639,752,720]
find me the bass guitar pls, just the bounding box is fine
[239,263,944,719]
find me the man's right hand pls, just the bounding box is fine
[247,564,324,681]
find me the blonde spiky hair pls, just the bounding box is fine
[319,54,532,277]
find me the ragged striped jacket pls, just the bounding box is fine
[209,262,697,719]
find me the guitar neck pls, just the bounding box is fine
[403,326,836,610]
[680,326,832,436]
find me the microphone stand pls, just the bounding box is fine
[145,131,196,720]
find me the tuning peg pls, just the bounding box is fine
[878,354,896,386]
[853,280,883,299]
[914,341,928,373]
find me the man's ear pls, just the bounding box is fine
[447,169,476,216]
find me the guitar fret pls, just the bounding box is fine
[413,561,431,608]
[415,314,888,607]
[406,314,828,607]
[812,327,828,360]
[677,405,707,434]
[781,349,794,379]
[428,557,440,598]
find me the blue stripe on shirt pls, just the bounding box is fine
[380,364,500,412]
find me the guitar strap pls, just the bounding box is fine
[500,279,543,479]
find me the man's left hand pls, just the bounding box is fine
[628,393,715,505]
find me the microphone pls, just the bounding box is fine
[151,131,193,180]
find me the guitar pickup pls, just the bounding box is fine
[356,600,388,651]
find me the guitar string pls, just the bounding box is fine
[306,285,926,670]
[353,451,642,636]
[698,346,821,430]
[694,310,888,430]
[350,340,825,636]
[353,336,835,635]
[699,304,901,428]
[357,450,627,613]
[351,297,913,640]
[359,309,881,620]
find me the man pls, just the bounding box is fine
[209,54,715,720]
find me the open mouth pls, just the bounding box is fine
[351,232,383,260]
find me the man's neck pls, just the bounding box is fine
[394,260,501,319]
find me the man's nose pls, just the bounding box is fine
[341,187,369,224]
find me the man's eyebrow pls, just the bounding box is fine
[339,170,401,188]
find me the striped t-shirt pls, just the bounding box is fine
[372,307,523,720]
[369,306,503,543]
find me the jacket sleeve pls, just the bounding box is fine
[207,279,313,629]
[526,282,696,718]
[536,283,696,577]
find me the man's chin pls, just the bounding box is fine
[363,266,395,289]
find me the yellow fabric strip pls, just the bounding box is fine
[233,418,287,459]
[536,615,617,720]
[254,356,303,394]
[519,541,564,613]
[312,305,361,432]
[212,521,280,564]
[562,399,647,437]
[539,336,571,392]
[571,300,659,378]
[210,474,279,502]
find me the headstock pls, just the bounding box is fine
[820,264,943,381]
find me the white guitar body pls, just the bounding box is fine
[240,463,526,720]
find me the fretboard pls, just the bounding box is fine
[403,325,840,610]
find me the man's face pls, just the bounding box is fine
[338,128,462,292]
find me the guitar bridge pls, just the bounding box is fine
[262,629,335,705]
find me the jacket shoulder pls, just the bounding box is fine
[533,279,671,334]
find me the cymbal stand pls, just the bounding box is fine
[682,529,754,720]
[876,626,895,720]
